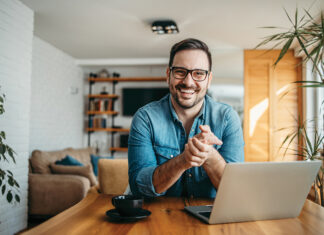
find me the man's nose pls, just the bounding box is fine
[182,72,195,86]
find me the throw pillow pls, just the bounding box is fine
[90,154,113,176]
[55,155,84,166]
[50,163,97,186]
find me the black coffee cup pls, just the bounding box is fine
[112,195,143,216]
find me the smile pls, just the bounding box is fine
[179,88,195,94]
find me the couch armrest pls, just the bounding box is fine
[28,173,90,216]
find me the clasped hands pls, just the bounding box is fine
[181,125,222,169]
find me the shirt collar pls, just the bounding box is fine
[168,95,206,123]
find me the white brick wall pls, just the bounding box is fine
[0,0,33,234]
[29,37,84,152]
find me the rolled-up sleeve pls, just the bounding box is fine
[128,109,166,198]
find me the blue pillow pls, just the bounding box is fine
[91,154,113,176]
[55,155,84,166]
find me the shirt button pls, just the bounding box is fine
[188,173,192,177]
[170,155,173,158]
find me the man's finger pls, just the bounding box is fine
[192,137,209,152]
[199,125,211,133]
[198,125,223,145]
[209,135,223,145]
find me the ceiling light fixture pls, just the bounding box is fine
[151,20,179,34]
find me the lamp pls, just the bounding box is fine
[151,20,179,34]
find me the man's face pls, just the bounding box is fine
[167,49,212,110]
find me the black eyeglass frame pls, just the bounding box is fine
[169,66,210,82]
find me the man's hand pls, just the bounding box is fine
[181,138,208,168]
[181,125,222,169]
[195,125,223,145]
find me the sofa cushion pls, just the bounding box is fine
[50,163,97,186]
[90,154,113,176]
[65,147,95,172]
[30,147,95,174]
[30,148,72,174]
[55,155,84,166]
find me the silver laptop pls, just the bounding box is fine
[185,161,321,224]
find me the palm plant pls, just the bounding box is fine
[256,8,324,206]
[278,119,323,205]
[0,89,20,204]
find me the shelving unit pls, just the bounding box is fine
[87,76,165,155]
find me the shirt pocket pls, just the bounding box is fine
[153,145,179,165]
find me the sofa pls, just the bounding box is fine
[28,147,98,217]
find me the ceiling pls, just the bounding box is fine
[21,0,323,59]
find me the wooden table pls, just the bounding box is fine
[22,192,324,235]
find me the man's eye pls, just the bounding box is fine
[194,71,206,76]
[174,69,186,75]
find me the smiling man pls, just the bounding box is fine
[128,38,244,198]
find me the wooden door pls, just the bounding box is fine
[244,50,302,162]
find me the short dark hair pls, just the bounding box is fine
[168,38,212,71]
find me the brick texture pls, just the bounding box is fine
[29,37,84,152]
[0,0,33,234]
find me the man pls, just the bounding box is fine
[128,38,244,198]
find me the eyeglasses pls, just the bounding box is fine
[170,67,209,82]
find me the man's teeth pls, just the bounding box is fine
[180,89,194,94]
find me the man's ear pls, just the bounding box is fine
[166,67,170,85]
[207,71,213,89]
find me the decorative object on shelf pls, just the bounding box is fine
[88,116,93,128]
[95,141,100,154]
[151,20,179,34]
[256,7,324,206]
[98,69,110,78]
[112,72,120,78]
[100,87,109,95]
[0,88,20,204]
[89,72,97,78]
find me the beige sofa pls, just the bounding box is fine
[28,147,98,217]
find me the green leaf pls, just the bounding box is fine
[14,180,20,188]
[7,147,15,163]
[284,8,294,26]
[0,131,5,139]
[7,190,12,203]
[274,36,295,66]
[2,184,6,195]
[294,81,322,84]
[8,177,14,186]
[15,194,20,203]
[0,145,6,155]
[0,179,2,186]
[299,84,324,88]
[7,170,13,176]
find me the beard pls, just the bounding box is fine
[170,83,207,109]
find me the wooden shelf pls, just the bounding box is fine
[88,77,165,82]
[110,147,128,152]
[86,128,130,132]
[88,94,118,99]
[87,111,118,115]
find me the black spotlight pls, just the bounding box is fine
[151,20,179,34]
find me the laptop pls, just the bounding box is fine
[185,160,321,224]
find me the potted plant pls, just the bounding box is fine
[0,88,20,204]
[256,8,324,205]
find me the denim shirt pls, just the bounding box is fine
[128,94,244,198]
